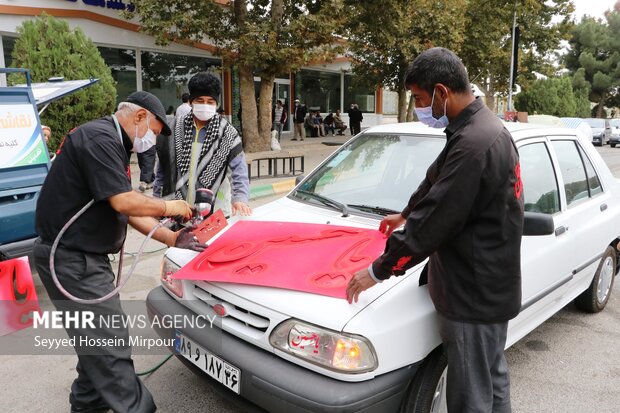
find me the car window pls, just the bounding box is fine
[297,133,444,212]
[577,144,603,196]
[551,140,593,207]
[518,142,560,214]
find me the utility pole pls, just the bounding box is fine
[507,0,518,112]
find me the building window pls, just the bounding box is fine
[2,36,17,68]
[344,74,375,113]
[297,69,341,112]
[98,47,137,105]
[141,51,221,115]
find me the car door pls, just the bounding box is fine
[517,138,574,312]
[548,137,611,287]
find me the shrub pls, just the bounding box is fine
[10,13,116,151]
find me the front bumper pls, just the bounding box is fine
[146,286,419,413]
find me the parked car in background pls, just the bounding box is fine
[585,118,611,146]
[147,122,620,413]
[561,117,594,143]
[609,119,620,148]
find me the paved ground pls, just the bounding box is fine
[1,138,620,412]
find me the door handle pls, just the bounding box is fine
[555,226,568,236]
[600,203,608,212]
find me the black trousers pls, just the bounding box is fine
[34,239,156,413]
[137,146,156,183]
[350,122,361,136]
[438,315,511,413]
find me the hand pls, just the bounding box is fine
[163,200,193,221]
[346,269,377,304]
[379,213,406,236]
[232,201,252,216]
[173,225,206,252]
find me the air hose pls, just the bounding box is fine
[48,199,175,374]
[49,199,170,305]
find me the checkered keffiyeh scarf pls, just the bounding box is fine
[173,112,237,200]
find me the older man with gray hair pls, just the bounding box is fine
[33,91,203,413]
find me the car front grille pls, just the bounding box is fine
[190,283,271,340]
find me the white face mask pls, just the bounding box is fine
[193,103,217,121]
[132,115,157,153]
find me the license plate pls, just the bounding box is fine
[175,331,241,394]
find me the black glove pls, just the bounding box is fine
[174,225,206,252]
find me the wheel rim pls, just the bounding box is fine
[596,255,614,303]
[430,367,448,413]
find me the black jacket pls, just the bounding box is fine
[348,108,363,124]
[372,98,524,323]
[294,104,307,123]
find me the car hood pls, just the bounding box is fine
[167,196,419,331]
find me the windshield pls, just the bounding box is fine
[610,119,620,128]
[585,118,605,128]
[293,133,445,213]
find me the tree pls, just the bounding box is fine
[564,3,620,118]
[514,76,577,116]
[343,0,466,122]
[128,0,345,152]
[572,68,592,118]
[460,0,573,111]
[9,13,116,151]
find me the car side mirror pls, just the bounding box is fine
[295,175,305,185]
[523,211,554,236]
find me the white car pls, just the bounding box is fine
[147,122,619,413]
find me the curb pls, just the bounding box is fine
[250,178,296,200]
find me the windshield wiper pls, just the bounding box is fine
[294,189,349,217]
[346,204,400,216]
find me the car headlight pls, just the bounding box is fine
[160,256,183,298]
[269,319,378,373]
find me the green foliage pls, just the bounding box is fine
[343,0,466,120]
[9,13,116,151]
[514,76,577,117]
[128,0,345,152]
[564,4,620,116]
[461,0,573,105]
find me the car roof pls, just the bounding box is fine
[364,121,576,143]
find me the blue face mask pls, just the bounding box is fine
[414,88,449,129]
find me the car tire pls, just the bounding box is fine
[400,347,448,413]
[611,143,616,148]
[575,245,616,313]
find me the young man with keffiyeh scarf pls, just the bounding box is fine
[154,72,252,217]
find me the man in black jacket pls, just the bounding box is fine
[346,48,524,413]
[292,98,307,141]
[348,103,363,136]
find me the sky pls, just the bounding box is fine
[571,0,616,21]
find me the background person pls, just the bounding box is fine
[348,103,363,136]
[33,91,201,413]
[137,145,156,192]
[154,71,252,217]
[333,109,347,135]
[41,124,55,160]
[272,99,287,142]
[175,92,192,119]
[346,47,524,413]
[324,112,336,136]
[292,98,307,141]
